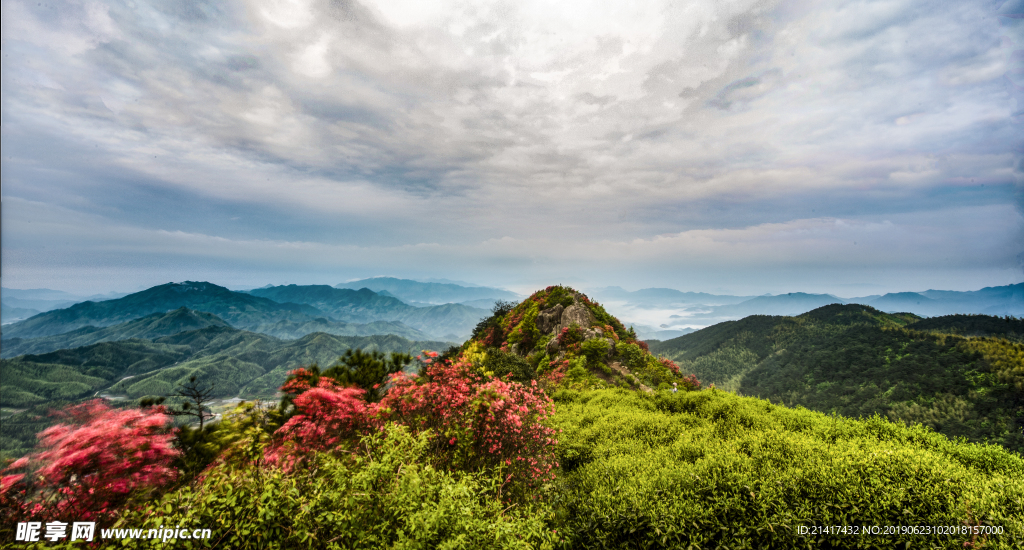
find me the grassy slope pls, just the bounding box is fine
[552,388,1024,549]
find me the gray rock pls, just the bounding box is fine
[536,304,564,334]
[556,302,594,333]
[546,337,561,355]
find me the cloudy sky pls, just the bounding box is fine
[2,0,1023,297]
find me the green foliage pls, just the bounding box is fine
[471,300,518,345]
[539,286,576,310]
[678,345,761,391]
[616,342,646,371]
[910,314,1024,342]
[551,388,1024,549]
[741,325,1024,453]
[580,338,610,367]
[481,349,536,383]
[115,425,557,550]
[321,348,413,402]
[505,301,542,351]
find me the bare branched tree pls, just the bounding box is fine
[169,375,215,430]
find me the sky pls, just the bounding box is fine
[2,0,1023,297]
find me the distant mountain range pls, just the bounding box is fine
[335,277,521,305]
[246,284,490,340]
[1,308,230,358]
[0,282,430,341]
[0,324,453,457]
[2,323,451,407]
[1,287,128,322]
[591,283,1024,337]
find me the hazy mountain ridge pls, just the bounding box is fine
[1,287,128,314]
[334,277,520,305]
[1,307,231,358]
[248,284,490,339]
[598,282,1024,335]
[0,281,432,342]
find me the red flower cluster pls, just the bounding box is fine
[544,359,571,385]
[557,326,584,353]
[479,326,502,347]
[271,379,369,462]
[679,373,701,391]
[1,400,177,522]
[626,339,650,353]
[375,359,559,489]
[658,357,681,375]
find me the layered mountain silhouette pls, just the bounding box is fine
[1,307,230,358]
[247,284,490,339]
[2,324,452,408]
[0,282,430,341]
[334,277,520,305]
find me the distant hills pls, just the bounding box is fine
[1,308,230,358]
[1,287,127,323]
[2,325,452,407]
[590,286,752,306]
[650,304,1024,453]
[247,284,490,340]
[593,282,1024,336]
[335,277,521,305]
[0,282,430,341]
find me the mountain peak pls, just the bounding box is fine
[456,285,691,392]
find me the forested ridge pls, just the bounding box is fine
[649,304,1024,453]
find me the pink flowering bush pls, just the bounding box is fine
[0,400,177,522]
[679,373,701,391]
[659,357,681,376]
[269,378,369,466]
[374,358,559,498]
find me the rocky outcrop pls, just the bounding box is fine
[537,304,564,334]
[546,337,561,355]
[556,302,594,334]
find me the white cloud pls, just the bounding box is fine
[1,0,1020,293]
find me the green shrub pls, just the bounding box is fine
[550,389,1024,549]
[112,425,558,550]
[482,349,536,383]
[580,338,610,367]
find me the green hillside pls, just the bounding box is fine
[0,307,231,358]
[0,327,452,459]
[549,388,1023,548]
[649,304,1024,453]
